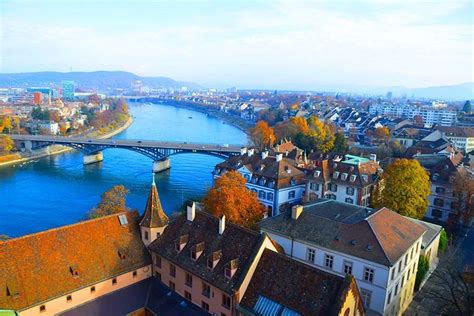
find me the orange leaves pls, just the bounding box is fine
[88,185,131,219]
[249,120,275,151]
[0,135,14,154]
[204,171,266,228]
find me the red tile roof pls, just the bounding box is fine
[139,183,168,228]
[0,212,151,311]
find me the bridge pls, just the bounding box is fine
[9,134,244,172]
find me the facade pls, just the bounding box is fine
[392,126,432,148]
[435,126,474,153]
[304,153,380,207]
[213,147,306,216]
[61,81,75,100]
[260,200,427,316]
[0,212,152,316]
[369,103,457,127]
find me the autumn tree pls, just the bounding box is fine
[0,116,12,133]
[373,159,430,219]
[373,127,390,142]
[0,135,14,154]
[203,170,266,228]
[274,117,310,141]
[249,120,275,150]
[306,116,335,153]
[452,172,474,226]
[88,185,131,219]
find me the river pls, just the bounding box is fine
[0,102,247,237]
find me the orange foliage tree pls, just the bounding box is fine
[373,127,390,141]
[0,135,14,153]
[203,171,266,228]
[88,185,131,219]
[249,120,275,150]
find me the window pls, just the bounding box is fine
[90,286,96,293]
[169,264,176,277]
[184,291,192,301]
[407,268,411,280]
[331,183,338,192]
[345,197,354,204]
[387,291,392,305]
[112,278,117,285]
[259,190,266,199]
[325,254,334,269]
[155,272,161,281]
[310,183,319,191]
[222,294,231,309]
[144,231,149,240]
[288,190,296,199]
[398,261,402,273]
[346,187,355,195]
[66,295,72,302]
[435,187,446,194]
[169,281,175,290]
[431,208,442,218]
[326,193,337,200]
[202,282,211,298]
[391,269,395,280]
[434,198,444,207]
[185,273,193,287]
[344,261,353,275]
[132,270,137,278]
[307,248,315,263]
[401,274,405,288]
[364,268,374,283]
[333,171,340,179]
[267,192,274,201]
[360,289,372,309]
[156,255,162,268]
[39,305,46,313]
[201,301,209,311]
[410,247,414,260]
[394,283,399,296]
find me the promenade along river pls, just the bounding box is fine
[0,102,247,237]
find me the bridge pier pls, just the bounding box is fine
[153,158,171,173]
[83,151,104,165]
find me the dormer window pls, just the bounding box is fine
[207,250,222,270]
[224,259,239,279]
[191,242,205,261]
[6,285,19,299]
[350,175,357,182]
[175,234,189,252]
[69,266,79,278]
[314,170,321,177]
[333,171,340,179]
[290,178,296,186]
[362,174,368,182]
[341,173,348,181]
[118,249,127,260]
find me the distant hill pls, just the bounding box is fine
[0,71,202,90]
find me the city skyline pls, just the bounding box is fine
[1,0,473,90]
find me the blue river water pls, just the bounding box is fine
[0,102,247,237]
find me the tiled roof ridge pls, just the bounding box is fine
[365,208,397,265]
[1,211,135,244]
[195,210,260,237]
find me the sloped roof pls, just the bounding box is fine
[140,182,169,228]
[239,249,364,316]
[0,212,151,311]
[437,126,474,138]
[148,210,266,294]
[260,200,426,266]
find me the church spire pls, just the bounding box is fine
[140,174,168,229]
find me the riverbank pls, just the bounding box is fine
[140,98,253,134]
[0,116,134,168]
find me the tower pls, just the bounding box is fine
[140,174,169,247]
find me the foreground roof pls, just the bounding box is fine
[148,210,265,293]
[0,212,151,311]
[239,249,364,316]
[260,199,426,266]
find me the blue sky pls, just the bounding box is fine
[1,0,472,89]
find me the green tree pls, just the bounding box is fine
[333,131,348,153]
[438,229,448,254]
[462,100,472,113]
[415,255,429,291]
[88,185,131,219]
[373,159,430,219]
[0,234,9,241]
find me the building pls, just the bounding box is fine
[0,211,152,316]
[435,126,474,153]
[238,249,365,316]
[392,126,432,148]
[33,92,42,105]
[304,154,380,207]
[260,200,427,315]
[61,81,75,100]
[369,103,457,127]
[213,147,306,216]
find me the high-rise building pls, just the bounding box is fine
[61,81,75,100]
[33,92,42,105]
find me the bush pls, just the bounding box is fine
[415,255,430,291]
[438,229,448,254]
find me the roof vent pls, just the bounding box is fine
[248,148,255,157]
[187,202,196,222]
[219,215,226,235]
[334,235,340,241]
[351,240,357,245]
[69,266,79,278]
[261,151,269,159]
[276,153,283,162]
[240,147,248,155]
[366,245,373,251]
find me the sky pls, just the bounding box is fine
[0,0,473,90]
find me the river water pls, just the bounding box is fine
[0,102,247,237]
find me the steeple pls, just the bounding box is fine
[140,174,169,246]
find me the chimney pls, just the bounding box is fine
[261,150,269,159]
[291,205,303,220]
[240,147,247,155]
[219,215,226,235]
[187,202,195,222]
[247,148,255,157]
[276,153,283,162]
[370,154,377,161]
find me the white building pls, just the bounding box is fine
[435,126,474,153]
[213,147,306,216]
[260,200,427,315]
